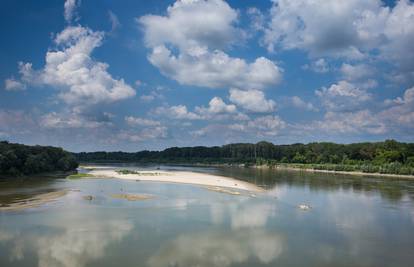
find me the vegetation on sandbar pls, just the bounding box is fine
[116,169,166,176]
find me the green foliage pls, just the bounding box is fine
[116,169,140,174]
[0,141,78,177]
[292,152,306,163]
[74,139,414,176]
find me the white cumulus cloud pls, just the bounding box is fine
[195,97,236,115]
[18,26,135,107]
[315,81,372,111]
[139,0,282,90]
[264,0,414,80]
[229,89,276,113]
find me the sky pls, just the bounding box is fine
[1,0,413,152]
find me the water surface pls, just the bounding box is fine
[1,165,414,267]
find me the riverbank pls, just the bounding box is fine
[254,164,414,179]
[88,169,264,192]
[79,162,414,180]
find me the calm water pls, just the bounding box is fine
[1,165,414,267]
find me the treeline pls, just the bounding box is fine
[75,140,414,175]
[0,141,78,177]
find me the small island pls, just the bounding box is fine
[88,167,263,192]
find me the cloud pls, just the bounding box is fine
[139,0,240,50]
[154,105,201,120]
[263,0,414,80]
[148,229,284,267]
[180,83,413,140]
[380,87,414,125]
[0,110,36,135]
[299,87,414,135]
[189,113,285,139]
[4,78,25,91]
[229,88,276,113]
[122,115,166,142]
[125,116,160,127]
[64,0,81,23]
[304,110,387,135]
[118,126,167,142]
[290,96,318,111]
[264,0,380,56]
[40,112,110,129]
[340,63,374,81]
[379,0,414,76]
[359,79,378,89]
[0,219,133,267]
[148,46,282,89]
[140,94,155,102]
[140,0,282,90]
[17,26,135,107]
[315,81,372,111]
[195,97,236,115]
[229,203,276,229]
[139,88,165,103]
[149,95,245,123]
[108,10,121,33]
[302,58,329,73]
[247,7,266,32]
[230,115,286,137]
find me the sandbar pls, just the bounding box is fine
[88,169,264,193]
[0,190,69,211]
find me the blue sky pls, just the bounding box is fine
[1,0,413,152]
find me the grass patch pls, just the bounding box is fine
[66,173,94,179]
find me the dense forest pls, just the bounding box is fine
[76,140,414,175]
[0,141,78,177]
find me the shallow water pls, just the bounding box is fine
[1,165,414,267]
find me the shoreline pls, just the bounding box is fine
[0,189,69,211]
[88,169,264,192]
[256,165,414,179]
[79,162,414,180]
[79,162,414,179]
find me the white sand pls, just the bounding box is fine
[88,169,264,193]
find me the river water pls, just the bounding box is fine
[1,165,413,267]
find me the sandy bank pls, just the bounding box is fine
[88,169,264,192]
[0,190,69,211]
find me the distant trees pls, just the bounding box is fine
[0,141,78,177]
[74,139,414,175]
